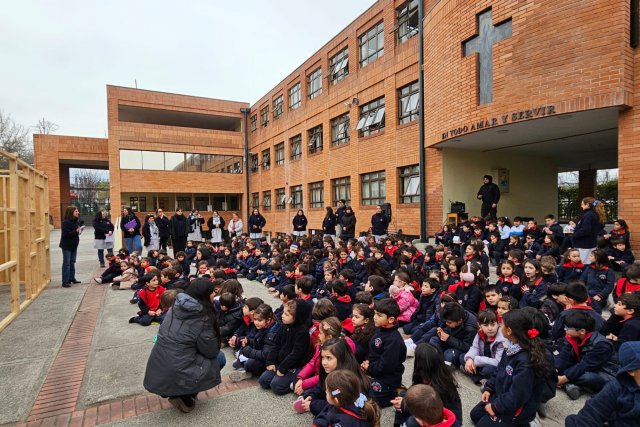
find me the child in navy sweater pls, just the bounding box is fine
[328,279,353,321]
[403,278,440,334]
[608,239,635,272]
[360,298,406,408]
[428,302,477,368]
[556,248,585,283]
[580,249,615,313]
[603,293,640,350]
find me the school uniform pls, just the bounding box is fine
[131,285,166,326]
[614,277,640,302]
[455,283,482,314]
[367,324,406,407]
[313,404,374,427]
[403,292,439,335]
[463,328,507,383]
[550,305,604,344]
[331,295,353,321]
[519,277,548,309]
[556,261,586,283]
[608,246,635,271]
[580,265,615,313]
[601,314,640,350]
[428,311,477,367]
[495,277,522,301]
[218,300,244,341]
[238,322,279,376]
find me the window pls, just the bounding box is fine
[329,48,349,84]
[331,177,351,206]
[252,192,260,209]
[309,182,324,208]
[176,196,192,211]
[210,194,240,211]
[250,153,259,173]
[194,196,209,211]
[141,151,164,170]
[262,190,271,210]
[261,149,270,170]
[250,114,257,132]
[273,95,284,119]
[119,150,241,173]
[307,125,323,154]
[260,106,269,127]
[290,185,303,209]
[396,0,419,44]
[361,171,386,206]
[359,21,384,67]
[165,152,185,171]
[356,97,385,137]
[398,81,419,124]
[275,143,285,165]
[289,82,301,110]
[399,165,420,204]
[275,188,286,210]
[290,135,302,160]
[129,196,147,212]
[307,68,322,99]
[331,113,350,146]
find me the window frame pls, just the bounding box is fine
[329,47,349,85]
[290,185,303,209]
[307,125,323,154]
[307,67,323,99]
[361,170,386,206]
[251,192,260,209]
[275,143,285,165]
[262,190,272,211]
[261,148,271,170]
[250,153,259,173]
[275,188,286,210]
[396,0,419,44]
[359,21,384,67]
[260,105,269,127]
[273,95,284,119]
[331,176,351,206]
[331,113,350,146]
[250,114,257,132]
[309,181,324,209]
[399,165,420,204]
[356,97,386,137]
[290,134,302,161]
[289,82,301,110]
[398,81,420,125]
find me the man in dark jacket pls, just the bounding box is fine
[371,204,390,243]
[170,209,189,256]
[155,209,171,251]
[476,175,500,220]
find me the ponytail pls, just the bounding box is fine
[362,399,381,427]
[502,310,553,378]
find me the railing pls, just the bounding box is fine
[0,150,50,333]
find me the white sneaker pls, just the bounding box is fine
[406,342,417,357]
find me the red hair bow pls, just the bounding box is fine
[527,328,539,339]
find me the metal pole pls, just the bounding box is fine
[240,108,251,222]
[418,0,427,242]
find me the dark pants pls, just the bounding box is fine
[471,401,528,426]
[370,379,398,408]
[62,248,77,283]
[429,336,466,367]
[173,237,187,257]
[466,365,498,383]
[259,368,299,395]
[413,326,438,345]
[132,312,166,326]
[97,248,113,265]
[589,298,605,314]
[571,371,615,393]
[243,358,266,376]
[159,235,169,252]
[481,203,497,220]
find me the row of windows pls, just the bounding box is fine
[250,165,420,211]
[125,193,241,213]
[250,80,419,172]
[119,150,243,174]
[250,1,419,131]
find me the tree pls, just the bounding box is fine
[0,110,32,167]
[35,117,59,135]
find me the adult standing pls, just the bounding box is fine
[143,279,222,413]
[187,210,204,243]
[476,175,500,220]
[228,212,244,241]
[572,197,607,264]
[322,206,337,241]
[292,209,308,237]
[142,214,160,252]
[155,209,171,251]
[248,208,266,241]
[59,206,82,287]
[121,207,142,254]
[207,211,226,243]
[339,206,357,241]
[170,208,189,256]
[93,209,114,267]
[335,199,346,240]
[371,204,390,243]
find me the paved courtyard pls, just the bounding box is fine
[0,228,586,426]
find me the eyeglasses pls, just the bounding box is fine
[564,326,577,331]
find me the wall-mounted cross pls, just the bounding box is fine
[463,9,512,104]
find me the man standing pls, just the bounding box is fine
[371,205,390,243]
[170,208,189,256]
[335,199,346,240]
[155,209,171,251]
[477,175,500,220]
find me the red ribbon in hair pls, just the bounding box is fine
[527,328,539,339]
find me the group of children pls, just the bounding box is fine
[95,219,640,426]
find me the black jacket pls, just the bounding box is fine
[240,322,280,363]
[292,214,308,231]
[121,214,141,237]
[409,292,439,324]
[218,300,244,338]
[371,212,390,235]
[477,182,500,205]
[367,324,406,387]
[572,208,604,249]
[440,311,477,353]
[556,332,617,381]
[155,215,171,238]
[143,293,221,396]
[206,215,226,232]
[322,213,337,235]
[340,212,357,238]
[248,214,266,233]
[267,299,311,374]
[170,214,189,239]
[93,217,114,240]
[59,218,80,250]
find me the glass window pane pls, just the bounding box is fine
[165,152,185,171]
[119,150,142,169]
[141,151,164,170]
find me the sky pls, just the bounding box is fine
[1,0,377,139]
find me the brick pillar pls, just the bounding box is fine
[426,147,443,236]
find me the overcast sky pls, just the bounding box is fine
[1,0,377,139]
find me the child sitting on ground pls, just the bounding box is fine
[463,309,506,384]
[229,297,264,357]
[403,278,440,335]
[428,302,477,368]
[389,283,418,326]
[403,384,461,427]
[328,280,353,321]
[129,273,166,326]
[603,293,640,350]
[218,292,244,344]
[112,259,138,290]
[351,303,376,363]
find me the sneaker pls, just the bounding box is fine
[168,397,194,413]
[93,277,102,284]
[70,279,81,284]
[406,342,417,358]
[564,383,582,400]
[292,397,307,414]
[229,369,252,383]
[62,282,71,288]
[129,297,139,304]
[129,317,136,324]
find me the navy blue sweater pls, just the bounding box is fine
[580,265,615,299]
[556,332,617,381]
[572,208,604,249]
[367,325,406,387]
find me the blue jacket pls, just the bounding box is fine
[572,208,604,249]
[239,322,279,363]
[566,341,640,427]
[550,306,604,343]
[367,325,406,387]
[439,310,477,353]
[455,283,482,315]
[580,265,615,299]
[313,404,373,427]
[556,332,617,381]
[519,278,548,309]
[409,292,439,324]
[556,262,586,283]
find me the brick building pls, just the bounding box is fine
[36,0,638,247]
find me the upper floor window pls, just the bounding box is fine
[275,143,285,165]
[307,68,322,99]
[331,113,350,146]
[396,0,419,44]
[359,21,384,67]
[260,106,269,127]
[289,82,301,110]
[261,148,270,170]
[273,95,284,119]
[398,81,419,124]
[307,125,323,154]
[399,165,420,204]
[250,114,257,132]
[290,135,302,160]
[356,97,385,137]
[250,153,259,173]
[262,190,272,210]
[329,48,349,85]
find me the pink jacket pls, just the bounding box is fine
[113,267,138,290]
[393,289,419,322]
[297,336,355,390]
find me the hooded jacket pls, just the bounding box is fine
[267,299,312,374]
[218,299,244,338]
[477,176,500,206]
[143,293,221,396]
[565,341,640,427]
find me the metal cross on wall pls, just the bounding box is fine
[463,9,512,104]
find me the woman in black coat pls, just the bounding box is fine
[339,206,357,241]
[155,209,171,251]
[59,205,81,287]
[322,206,337,240]
[93,209,114,267]
[292,209,308,237]
[248,208,266,240]
[572,197,606,264]
[143,279,222,413]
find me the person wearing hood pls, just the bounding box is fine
[476,175,500,220]
[259,299,312,395]
[143,279,222,413]
[170,208,189,256]
[218,292,245,343]
[339,206,357,241]
[566,341,640,427]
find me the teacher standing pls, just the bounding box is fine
[121,207,142,254]
[207,211,226,243]
[93,209,114,268]
[477,175,500,220]
[59,206,82,288]
[572,197,606,264]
